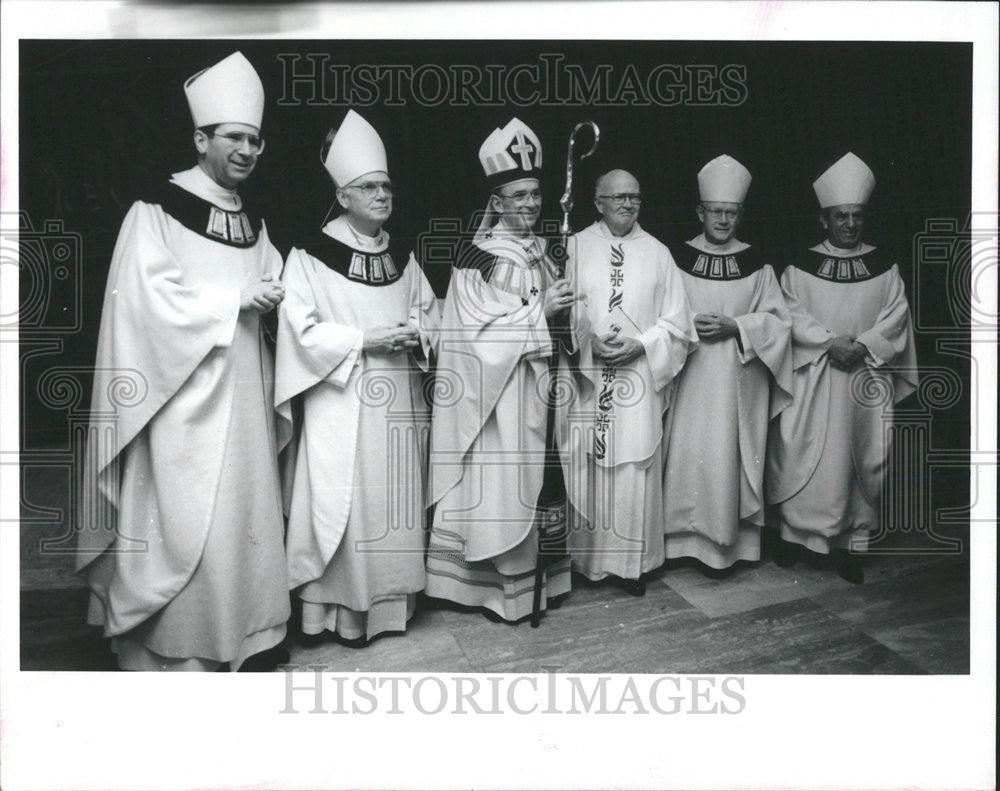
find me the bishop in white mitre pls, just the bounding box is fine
[425,118,588,623]
[766,153,918,583]
[276,110,439,644]
[77,53,291,671]
[663,155,793,572]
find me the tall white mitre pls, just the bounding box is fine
[323,110,388,187]
[813,152,876,208]
[184,51,264,130]
[698,155,752,203]
[478,118,542,188]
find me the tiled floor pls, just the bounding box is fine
[20,520,970,674]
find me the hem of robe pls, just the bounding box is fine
[570,555,663,582]
[300,594,417,641]
[779,522,872,555]
[425,553,572,621]
[109,623,285,672]
[663,525,761,570]
[569,524,665,581]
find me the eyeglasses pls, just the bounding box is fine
[701,206,740,220]
[499,188,541,203]
[598,193,642,205]
[342,181,395,198]
[210,131,265,154]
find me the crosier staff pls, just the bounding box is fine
[531,120,600,628]
[555,120,600,277]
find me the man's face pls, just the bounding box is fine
[195,123,262,189]
[820,204,866,249]
[595,172,641,236]
[696,201,743,245]
[337,170,393,230]
[491,178,541,234]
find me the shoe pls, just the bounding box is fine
[298,631,327,648]
[774,539,799,568]
[239,646,290,672]
[334,634,369,649]
[621,577,646,597]
[834,549,864,584]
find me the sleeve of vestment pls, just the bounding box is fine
[405,253,441,372]
[637,248,700,393]
[274,247,363,417]
[735,265,795,418]
[780,266,835,370]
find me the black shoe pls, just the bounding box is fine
[239,646,290,672]
[482,608,510,624]
[298,631,327,648]
[621,577,646,597]
[547,594,564,610]
[834,550,864,584]
[774,539,799,568]
[333,633,369,649]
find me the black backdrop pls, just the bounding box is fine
[19,39,972,509]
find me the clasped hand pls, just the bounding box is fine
[592,330,644,366]
[363,323,420,355]
[240,273,284,314]
[694,312,738,342]
[828,336,867,371]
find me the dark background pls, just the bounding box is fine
[19,39,972,519]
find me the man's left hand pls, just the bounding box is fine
[694,312,739,342]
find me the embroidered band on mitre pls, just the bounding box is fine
[323,110,388,187]
[698,155,752,203]
[184,52,264,130]
[813,152,876,208]
[479,118,542,190]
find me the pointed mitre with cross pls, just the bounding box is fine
[184,51,265,130]
[478,118,543,191]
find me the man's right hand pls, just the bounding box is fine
[544,279,579,319]
[828,335,864,371]
[363,323,420,355]
[240,274,285,314]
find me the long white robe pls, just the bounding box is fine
[275,216,439,641]
[76,166,290,671]
[663,235,793,569]
[766,240,919,553]
[565,221,697,580]
[426,225,587,620]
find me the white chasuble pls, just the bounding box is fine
[765,241,918,553]
[76,166,290,670]
[565,221,698,580]
[275,215,439,640]
[663,235,793,569]
[426,228,587,620]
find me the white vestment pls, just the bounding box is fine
[76,166,290,671]
[565,221,697,580]
[425,225,587,620]
[766,240,919,553]
[663,234,793,569]
[275,215,439,640]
